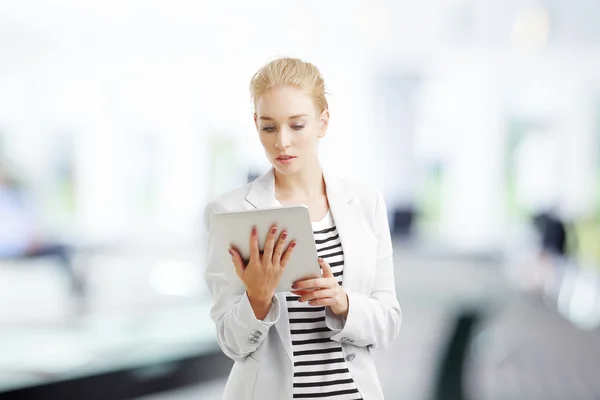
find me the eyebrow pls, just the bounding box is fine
[258,114,308,121]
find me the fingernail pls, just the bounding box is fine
[291,242,296,248]
[318,258,323,263]
[291,283,297,289]
[271,226,277,234]
[251,226,256,236]
[228,249,234,256]
[282,231,288,239]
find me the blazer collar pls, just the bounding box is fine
[245,167,354,209]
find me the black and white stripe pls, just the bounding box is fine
[288,210,363,400]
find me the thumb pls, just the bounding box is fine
[319,258,333,278]
[229,248,245,279]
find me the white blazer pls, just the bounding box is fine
[203,168,402,400]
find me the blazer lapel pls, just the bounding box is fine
[323,172,360,292]
[245,168,281,209]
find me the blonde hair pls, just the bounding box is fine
[250,57,328,113]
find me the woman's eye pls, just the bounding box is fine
[291,125,305,131]
[261,126,276,132]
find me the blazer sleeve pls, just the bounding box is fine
[203,201,281,362]
[329,189,402,349]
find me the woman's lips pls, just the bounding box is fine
[276,156,296,164]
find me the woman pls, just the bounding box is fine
[204,57,402,400]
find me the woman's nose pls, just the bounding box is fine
[275,130,291,149]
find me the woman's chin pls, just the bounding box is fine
[273,163,300,175]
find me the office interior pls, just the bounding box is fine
[1,1,599,399]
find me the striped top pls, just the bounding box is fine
[287,210,363,400]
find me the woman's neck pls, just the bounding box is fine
[273,163,326,198]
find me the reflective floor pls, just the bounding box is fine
[137,246,600,400]
[140,244,600,399]
[2,241,599,399]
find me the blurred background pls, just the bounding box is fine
[0,0,599,399]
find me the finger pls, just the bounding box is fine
[272,230,288,263]
[262,224,278,260]
[249,226,260,261]
[229,248,245,279]
[291,289,313,296]
[308,297,336,307]
[279,240,297,268]
[300,288,336,302]
[319,258,334,278]
[293,277,328,291]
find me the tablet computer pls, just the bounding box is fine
[209,205,321,294]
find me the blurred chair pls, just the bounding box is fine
[430,309,482,400]
[392,208,416,238]
[532,211,579,301]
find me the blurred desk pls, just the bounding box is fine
[0,304,231,400]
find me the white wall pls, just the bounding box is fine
[0,1,598,251]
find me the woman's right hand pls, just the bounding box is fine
[229,224,296,304]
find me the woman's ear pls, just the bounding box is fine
[318,109,330,138]
[253,113,259,131]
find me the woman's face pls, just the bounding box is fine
[254,85,329,176]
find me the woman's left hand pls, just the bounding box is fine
[291,258,349,317]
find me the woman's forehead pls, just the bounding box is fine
[255,87,317,119]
